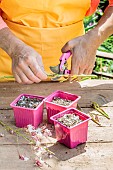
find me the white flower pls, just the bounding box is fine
[27,124,35,133]
[0,133,4,137]
[36,140,41,147]
[43,129,52,137]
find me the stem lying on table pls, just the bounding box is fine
[92,102,110,119]
[0,120,33,143]
[89,113,102,126]
[77,104,101,126]
[0,120,55,158]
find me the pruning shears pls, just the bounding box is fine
[50,51,71,75]
[49,51,97,81]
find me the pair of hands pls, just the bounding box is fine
[11,32,98,84]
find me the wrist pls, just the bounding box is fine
[0,27,24,57]
[86,6,113,49]
[86,28,102,49]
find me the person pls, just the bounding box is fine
[0,0,113,84]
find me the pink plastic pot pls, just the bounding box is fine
[10,94,45,128]
[50,108,91,149]
[44,90,81,124]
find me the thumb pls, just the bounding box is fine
[61,39,77,53]
[61,42,71,53]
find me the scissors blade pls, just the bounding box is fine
[49,64,65,75]
[49,64,60,74]
[51,76,61,81]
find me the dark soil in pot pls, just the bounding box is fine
[52,97,72,106]
[57,113,82,127]
[15,96,43,109]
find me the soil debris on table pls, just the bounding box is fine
[57,113,82,127]
[15,96,43,109]
[52,97,72,106]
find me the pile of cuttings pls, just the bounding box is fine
[57,114,82,127]
[15,96,43,109]
[26,124,54,167]
[52,97,72,106]
[0,120,55,167]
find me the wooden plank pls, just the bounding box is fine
[0,80,113,170]
[96,50,113,60]
[0,80,113,108]
[79,79,113,88]
[0,107,113,144]
[0,80,113,92]
[0,143,113,170]
[92,70,113,78]
[0,89,113,108]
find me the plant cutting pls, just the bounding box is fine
[52,96,73,106]
[92,102,110,119]
[57,113,83,127]
[51,108,91,149]
[0,120,55,167]
[10,94,45,128]
[77,103,110,126]
[44,90,81,124]
[0,73,97,82]
[15,95,43,109]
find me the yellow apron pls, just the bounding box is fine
[0,0,90,81]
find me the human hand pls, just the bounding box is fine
[62,31,100,75]
[0,28,47,84]
[10,43,47,84]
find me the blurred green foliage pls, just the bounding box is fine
[84,0,113,75]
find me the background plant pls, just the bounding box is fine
[84,0,113,75]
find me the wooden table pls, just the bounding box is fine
[0,80,113,170]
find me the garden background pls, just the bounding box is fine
[84,0,113,76]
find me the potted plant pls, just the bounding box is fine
[44,90,81,124]
[10,94,45,128]
[50,108,91,148]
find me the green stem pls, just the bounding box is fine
[0,120,33,143]
[0,120,55,156]
[92,102,110,119]
[0,76,14,79]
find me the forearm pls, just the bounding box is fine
[89,6,113,47]
[0,27,24,56]
[96,6,113,42]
